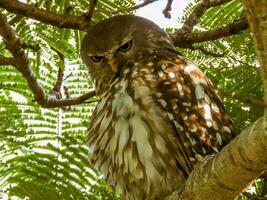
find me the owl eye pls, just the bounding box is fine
[91,55,104,63]
[118,40,132,52]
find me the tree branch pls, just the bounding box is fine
[102,0,159,14]
[181,0,232,32]
[170,0,248,52]
[167,118,267,200]
[181,0,210,32]
[87,0,98,20]
[0,0,93,30]
[0,12,96,108]
[48,47,65,101]
[0,0,248,51]
[190,18,248,43]
[162,0,173,19]
[171,17,248,48]
[38,90,96,108]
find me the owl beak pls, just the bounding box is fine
[108,57,117,73]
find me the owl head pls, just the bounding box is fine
[81,15,174,94]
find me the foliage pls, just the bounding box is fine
[0,0,263,199]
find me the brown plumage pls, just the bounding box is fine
[81,15,235,200]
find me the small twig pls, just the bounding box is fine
[162,0,173,19]
[62,86,71,110]
[101,0,159,14]
[44,90,96,108]
[49,67,64,98]
[48,47,64,102]
[33,90,96,107]
[63,73,72,81]
[50,46,65,92]
[191,45,225,57]
[64,86,70,99]
[51,46,65,62]
[87,0,98,20]
[83,99,99,104]
[181,0,210,32]
[47,45,66,106]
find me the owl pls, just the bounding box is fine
[81,15,235,200]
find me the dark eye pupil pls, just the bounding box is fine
[119,41,132,52]
[91,55,104,62]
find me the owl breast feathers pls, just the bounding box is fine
[81,15,235,200]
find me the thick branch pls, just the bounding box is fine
[0,12,96,108]
[167,118,267,200]
[0,0,93,30]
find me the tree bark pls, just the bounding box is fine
[167,118,267,200]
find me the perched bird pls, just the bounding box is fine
[81,15,235,200]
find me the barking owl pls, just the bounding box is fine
[81,15,235,200]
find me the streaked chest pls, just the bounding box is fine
[87,67,173,186]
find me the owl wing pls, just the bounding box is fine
[154,53,235,176]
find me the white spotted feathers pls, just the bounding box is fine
[154,56,235,163]
[87,53,235,200]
